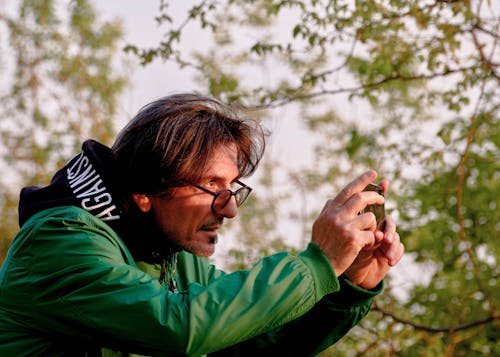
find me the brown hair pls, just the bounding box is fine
[111,93,267,195]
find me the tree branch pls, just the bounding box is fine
[373,302,499,333]
[247,65,479,110]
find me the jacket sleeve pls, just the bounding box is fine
[210,277,382,356]
[175,248,382,356]
[2,207,339,356]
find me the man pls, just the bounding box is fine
[0,93,404,356]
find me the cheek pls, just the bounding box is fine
[153,197,210,238]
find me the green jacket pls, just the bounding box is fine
[0,206,382,356]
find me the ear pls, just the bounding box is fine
[132,193,152,212]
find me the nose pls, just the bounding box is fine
[217,196,238,218]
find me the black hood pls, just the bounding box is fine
[18,139,176,263]
[19,140,121,227]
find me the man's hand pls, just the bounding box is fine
[343,180,405,289]
[343,215,404,289]
[311,170,385,277]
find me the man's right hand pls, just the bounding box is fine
[311,170,384,277]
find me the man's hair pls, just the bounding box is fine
[111,93,267,196]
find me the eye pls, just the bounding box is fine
[206,179,219,189]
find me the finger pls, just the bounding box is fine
[355,211,378,233]
[382,216,396,236]
[391,239,405,266]
[357,230,378,251]
[347,190,385,217]
[386,241,405,266]
[378,179,390,194]
[381,233,404,266]
[374,229,385,244]
[332,170,377,206]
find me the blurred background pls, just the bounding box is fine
[0,1,498,355]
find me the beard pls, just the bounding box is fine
[165,216,224,258]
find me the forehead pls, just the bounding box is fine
[204,143,239,177]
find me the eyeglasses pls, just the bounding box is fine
[192,180,252,214]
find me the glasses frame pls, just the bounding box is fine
[192,180,252,214]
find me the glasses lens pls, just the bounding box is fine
[234,187,251,206]
[209,183,252,213]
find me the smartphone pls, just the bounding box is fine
[361,183,385,228]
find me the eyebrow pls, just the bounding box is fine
[201,174,241,185]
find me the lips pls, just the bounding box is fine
[199,224,220,244]
[200,225,221,231]
[199,218,223,232]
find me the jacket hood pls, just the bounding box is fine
[18,139,175,263]
[19,140,121,227]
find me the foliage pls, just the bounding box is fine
[0,0,126,261]
[129,0,499,355]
